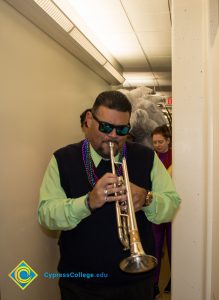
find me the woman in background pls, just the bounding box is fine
[151,125,172,298]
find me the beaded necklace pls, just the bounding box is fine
[82,139,126,187]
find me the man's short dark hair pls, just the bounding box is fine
[80,108,91,128]
[92,91,132,115]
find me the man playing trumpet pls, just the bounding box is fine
[38,90,181,300]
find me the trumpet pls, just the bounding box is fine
[109,141,157,273]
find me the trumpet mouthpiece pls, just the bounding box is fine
[109,141,113,146]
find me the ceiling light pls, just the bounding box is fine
[69,28,107,65]
[103,62,125,84]
[33,0,74,32]
[33,0,124,84]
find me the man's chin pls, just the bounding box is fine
[95,144,109,159]
[98,143,119,158]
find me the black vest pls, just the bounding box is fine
[54,141,155,285]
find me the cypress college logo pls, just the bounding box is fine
[8,260,38,290]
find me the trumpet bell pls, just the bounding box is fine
[120,254,158,274]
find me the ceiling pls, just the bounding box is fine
[5,0,172,96]
[67,0,172,94]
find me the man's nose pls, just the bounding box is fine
[108,128,117,138]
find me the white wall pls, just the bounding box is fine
[172,1,206,299]
[0,1,109,299]
[208,0,219,298]
[172,0,219,299]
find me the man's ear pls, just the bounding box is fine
[86,111,92,128]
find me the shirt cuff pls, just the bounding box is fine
[69,195,91,221]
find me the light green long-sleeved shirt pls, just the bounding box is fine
[38,145,181,231]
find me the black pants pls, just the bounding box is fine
[59,277,154,300]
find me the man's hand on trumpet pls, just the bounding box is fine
[87,174,151,212]
[88,173,127,210]
[129,182,152,212]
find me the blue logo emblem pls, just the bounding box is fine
[8,260,38,290]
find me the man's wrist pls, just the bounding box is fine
[85,193,94,212]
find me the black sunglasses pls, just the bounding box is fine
[92,114,130,136]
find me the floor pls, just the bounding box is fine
[155,238,171,300]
